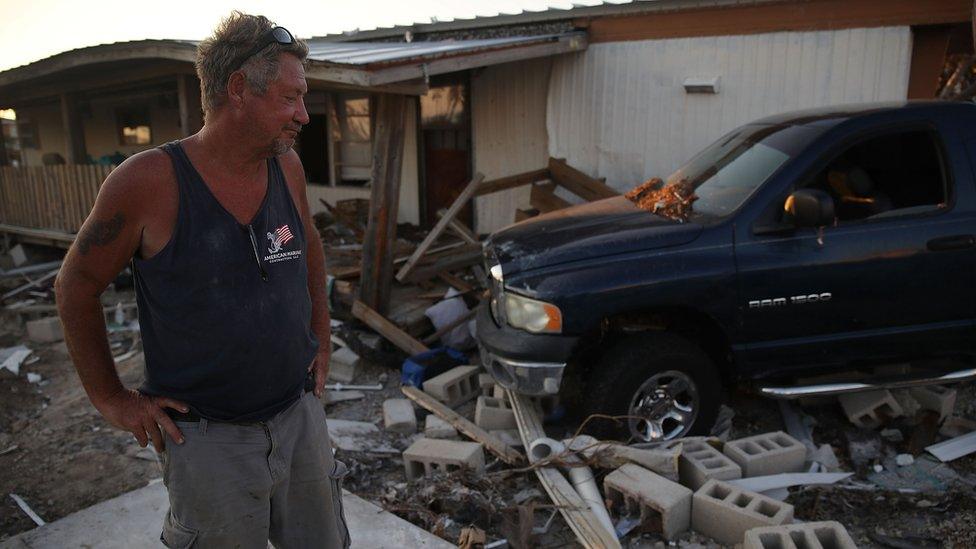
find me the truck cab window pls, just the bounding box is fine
[799,130,948,224]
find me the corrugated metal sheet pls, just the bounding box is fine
[306,33,576,66]
[547,27,912,192]
[472,57,552,234]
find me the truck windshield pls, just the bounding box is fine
[665,123,819,218]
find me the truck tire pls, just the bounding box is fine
[582,332,722,442]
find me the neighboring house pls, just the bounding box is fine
[0,0,972,243]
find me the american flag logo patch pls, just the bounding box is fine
[266,224,295,254]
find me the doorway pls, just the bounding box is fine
[420,74,472,228]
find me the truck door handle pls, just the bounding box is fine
[927,235,976,251]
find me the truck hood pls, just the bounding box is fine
[487,196,704,275]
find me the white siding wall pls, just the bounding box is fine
[471,57,552,234]
[547,27,913,192]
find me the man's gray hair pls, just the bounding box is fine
[196,11,309,119]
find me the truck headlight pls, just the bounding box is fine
[504,293,562,333]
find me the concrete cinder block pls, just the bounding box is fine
[679,439,742,490]
[604,463,692,540]
[26,316,63,343]
[474,396,517,430]
[9,244,28,267]
[478,373,495,395]
[489,429,523,448]
[909,385,957,421]
[382,399,417,434]
[491,384,508,400]
[838,390,904,428]
[424,415,458,439]
[744,521,857,549]
[327,346,360,384]
[723,431,806,477]
[402,438,485,480]
[692,479,794,546]
[423,365,480,408]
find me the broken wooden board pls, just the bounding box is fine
[351,300,429,356]
[548,157,619,202]
[402,385,523,466]
[437,272,474,294]
[474,168,551,197]
[530,182,572,213]
[404,245,482,283]
[437,209,479,244]
[508,389,622,549]
[396,173,485,282]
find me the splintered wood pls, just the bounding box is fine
[625,177,698,222]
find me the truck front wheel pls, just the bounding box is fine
[583,332,721,442]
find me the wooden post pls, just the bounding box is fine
[0,124,9,167]
[59,93,87,164]
[177,74,203,136]
[358,93,407,313]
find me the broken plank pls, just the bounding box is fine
[548,157,618,202]
[438,271,474,294]
[530,182,572,213]
[474,168,551,197]
[405,245,482,283]
[402,385,523,466]
[351,299,429,356]
[508,390,622,549]
[396,173,484,282]
[331,241,469,280]
[437,209,479,244]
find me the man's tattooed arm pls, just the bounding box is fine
[76,213,126,256]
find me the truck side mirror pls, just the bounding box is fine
[787,189,834,228]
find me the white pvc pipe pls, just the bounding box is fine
[528,437,616,538]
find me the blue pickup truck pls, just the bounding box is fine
[477,102,976,442]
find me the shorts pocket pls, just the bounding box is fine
[328,459,351,549]
[160,511,198,548]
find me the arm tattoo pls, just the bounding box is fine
[77,213,126,255]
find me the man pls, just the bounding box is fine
[55,12,348,548]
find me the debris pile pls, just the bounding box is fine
[624,177,699,222]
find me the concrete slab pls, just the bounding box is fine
[0,481,453,548]
[328,419,398,454]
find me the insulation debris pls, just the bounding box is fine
[624,177,698,222]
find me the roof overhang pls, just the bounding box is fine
[0,32,586,103]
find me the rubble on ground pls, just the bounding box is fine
[4,209,976,547]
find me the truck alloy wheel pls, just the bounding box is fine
[627,370,699,442]
[582,332,721,443]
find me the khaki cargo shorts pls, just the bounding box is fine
[160,392,350,548]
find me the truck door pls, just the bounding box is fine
[734,126,976,374]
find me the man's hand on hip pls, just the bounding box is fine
[309,349,330,398]
[97,389,189,452]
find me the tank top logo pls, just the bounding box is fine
[264,224,302,264]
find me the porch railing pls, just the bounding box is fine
[0,164,112,237]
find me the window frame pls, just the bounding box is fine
[116,105,153,146]
[788,122,954,229]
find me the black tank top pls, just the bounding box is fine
[133,141,319,422]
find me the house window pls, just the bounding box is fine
[326,93,373,185]
[117,106,152,145]
[15,120,39,149]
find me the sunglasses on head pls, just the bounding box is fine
[235,26,294,71]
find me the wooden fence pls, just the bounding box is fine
[0,164,112,235]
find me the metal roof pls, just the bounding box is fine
[0,33,587,98]
[305,33,577,67]
[320,0,776,42]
